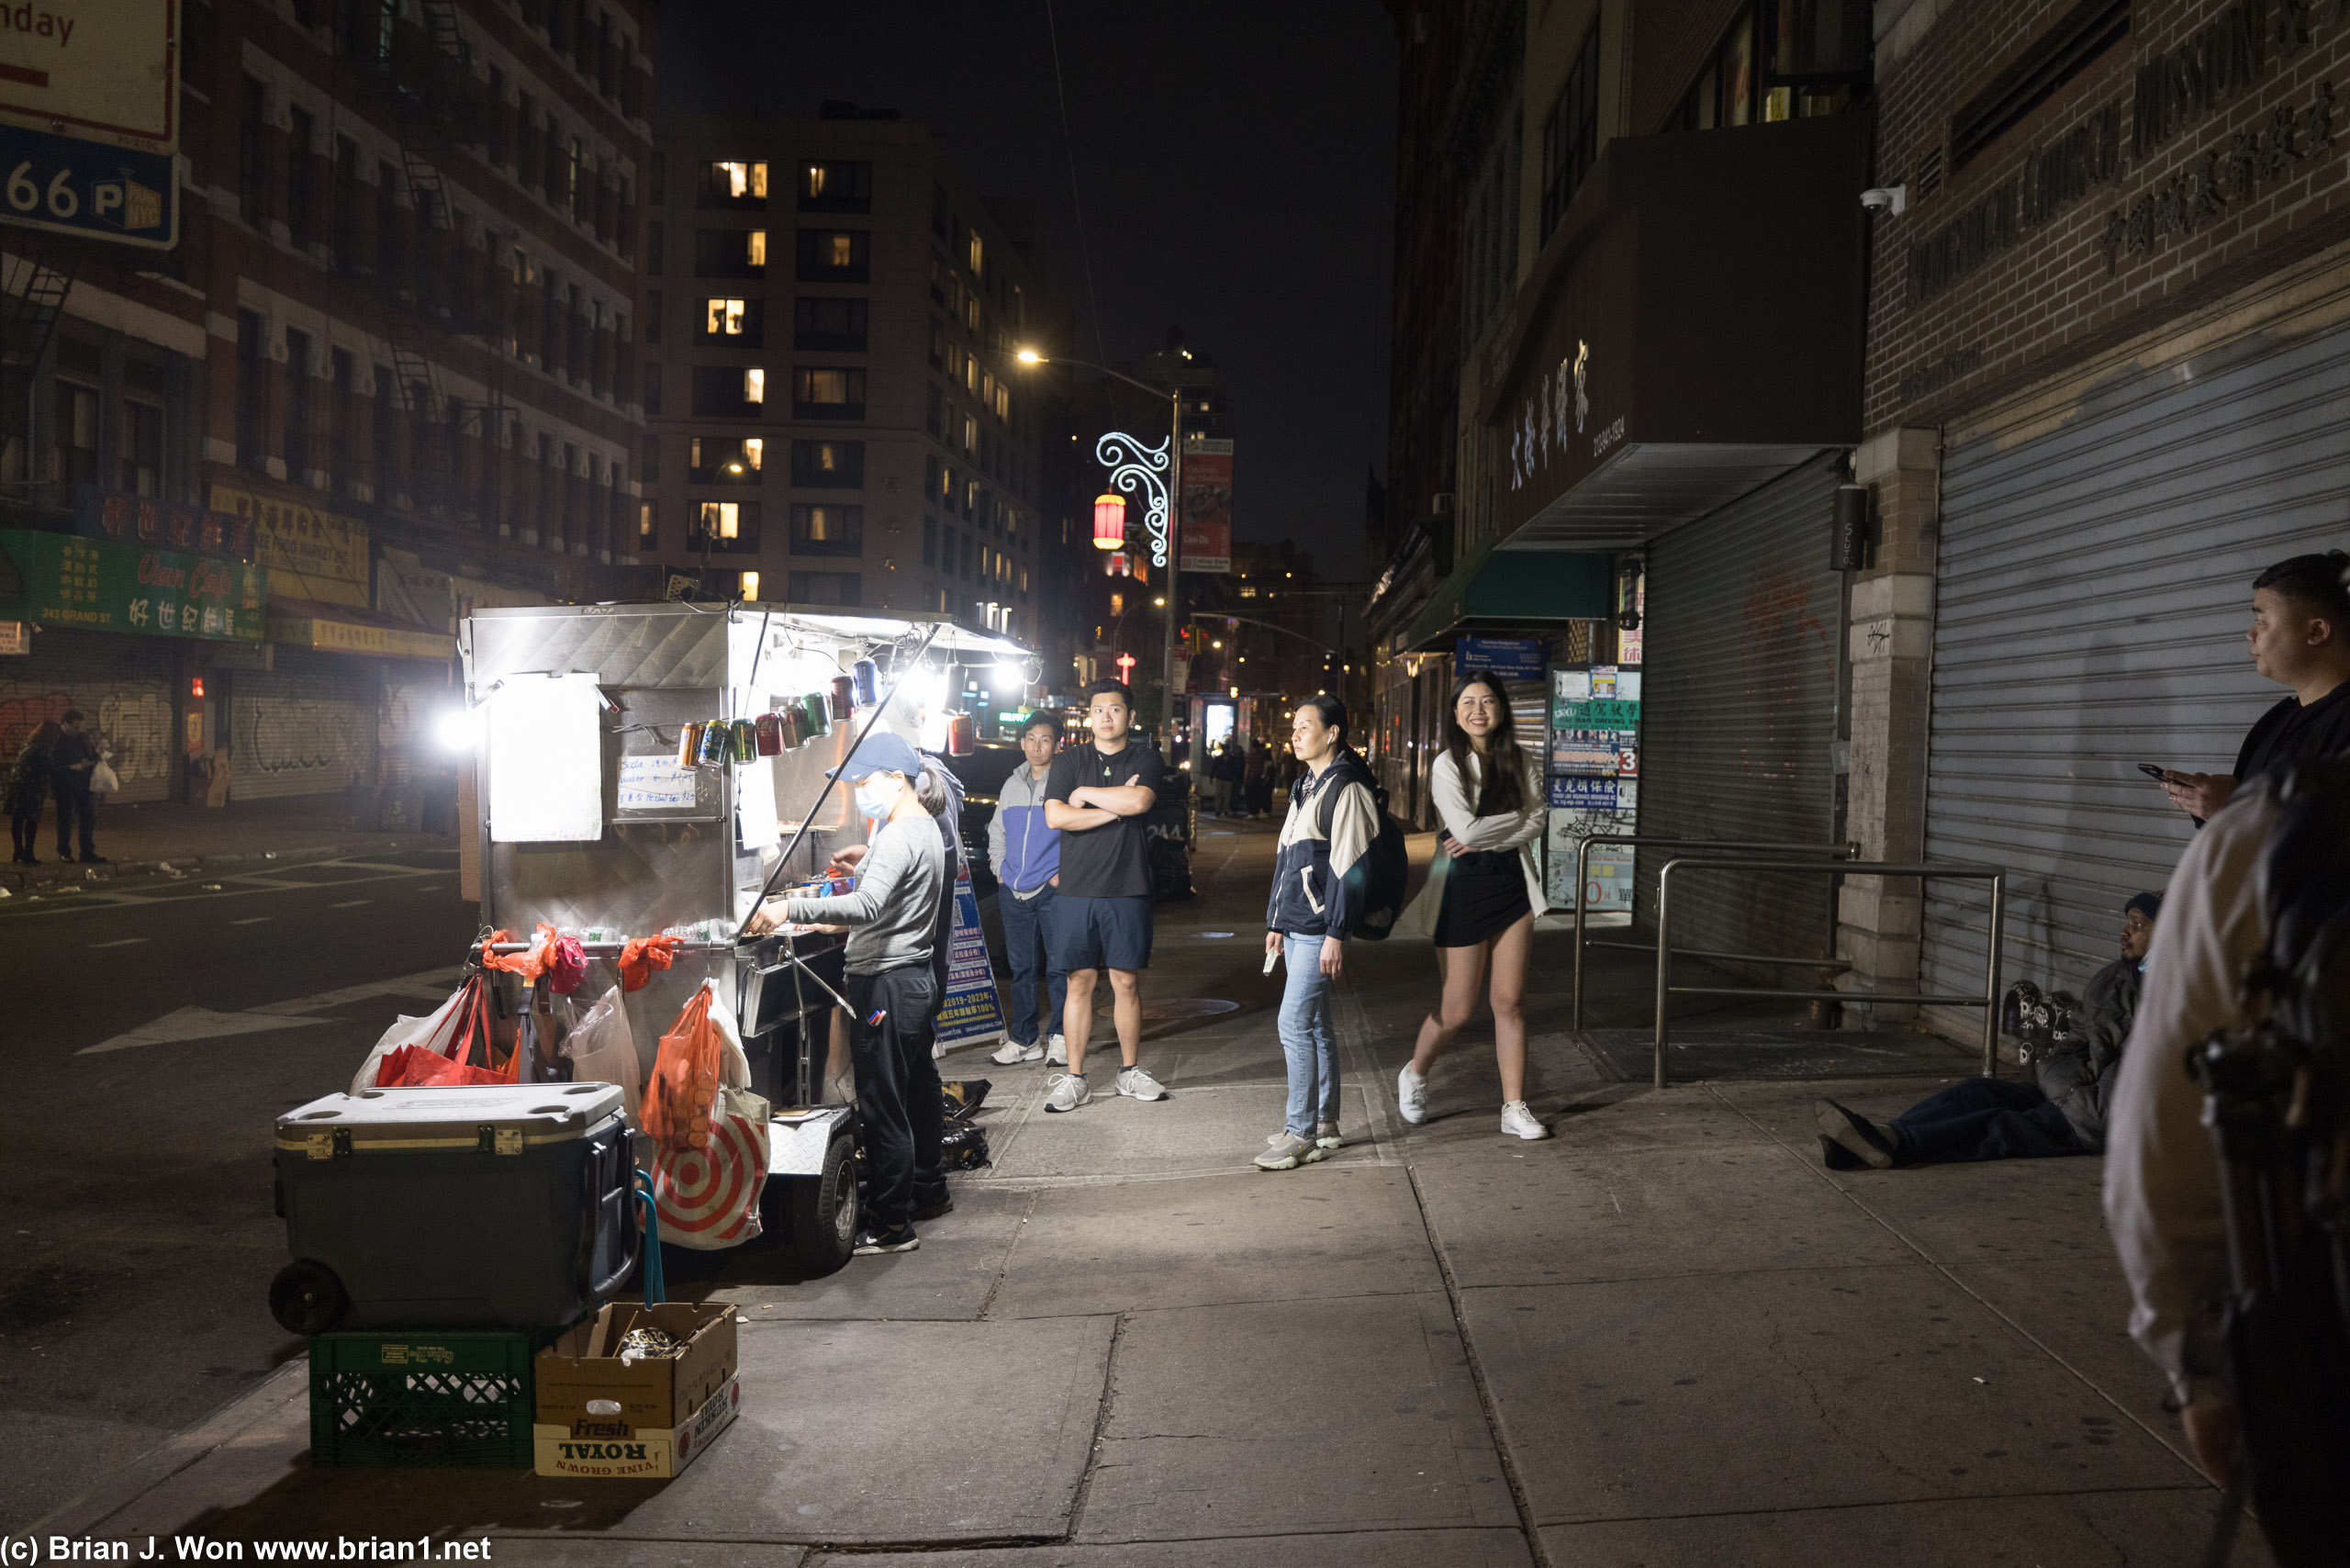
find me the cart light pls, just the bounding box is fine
[432,704,482,753]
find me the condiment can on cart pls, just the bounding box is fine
[800,693,831,738]
[829,675,856,721]
[947,711,977,756]
[850,658,879,707]
[754,712,781,756]
[732,719,757,763]
[697,720,732,766]
[779,703,805,749]
[677,722,702,767]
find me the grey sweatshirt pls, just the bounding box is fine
[781,812,946,976]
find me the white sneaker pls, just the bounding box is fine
[1116,1065,1166,1101]
[1501,1101,1550,1140]
[1397,1064,1429,1125]
[1044,1072,1090,1113]
[991,1038,1045,1065]
[1046,1034,1068,1065]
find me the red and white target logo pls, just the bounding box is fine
[654,1112,769,1244]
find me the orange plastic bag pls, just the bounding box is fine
[480,924,557,981]
[618,933,680,992]
[643,984,722,1155]
[376,979,518,1086]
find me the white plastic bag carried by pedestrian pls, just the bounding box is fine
[561,983,643,1126]
[349,981,470,1093]
[88,756,120,795]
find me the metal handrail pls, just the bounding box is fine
[1571,835,1859,1029]
[1651,857,2007,1090]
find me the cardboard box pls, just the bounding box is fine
[532,1302,740,1478]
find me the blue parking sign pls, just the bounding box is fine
[0,123,176,250]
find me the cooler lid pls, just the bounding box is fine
[275,1081,627,1155]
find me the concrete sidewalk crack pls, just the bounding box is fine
[1405,1163,1557,1568]
[1061,1307,1128,1543]
[974,1188,1039,1320]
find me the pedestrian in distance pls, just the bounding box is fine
[1256,697,1381,1171]
[1211,739,1242,816]
[2158,550,2350,820]
[745,731,950,1256]
[7,718,60,864]
[50,710,104,864]
[1816,891,2161,1170]
[1396,672,1550,1141]
[990,711,1069,1067]
[1243,739,1270,818]
[1040,678,1169,1112]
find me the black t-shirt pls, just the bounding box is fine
[1045,738,1165,899]
[50,732,96,792]
[2232,680,2350,786]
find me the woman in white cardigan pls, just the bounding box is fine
[1396,672,1550,1140]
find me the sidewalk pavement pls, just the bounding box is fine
[2,794,445,892]
[24,818,2257,1566]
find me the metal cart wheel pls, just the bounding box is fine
[789,1126,858,1273]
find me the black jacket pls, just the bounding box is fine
[1265,751,1380,938]
[2032,955,2143,1151]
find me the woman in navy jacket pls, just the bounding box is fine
[1257,696,1382,1171]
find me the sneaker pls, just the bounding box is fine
[1046,1033,1068,1064]
[1264,1127,1330,1162]
[1255,1131,1317,1171]
[1314,1120,1343,1150]
[1817,1134,1865,1171]
[853,1226,919,1255]
[911,1193,955,1222]
[991,1038,1045,1065]
[1501,1101,1550,1140]
[1044,1072,1090,1113]
[1815,1099,1897,1170]
[1116,1064,1166,1101]
[1397,1064,1429,1125]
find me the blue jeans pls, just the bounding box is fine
[1000,884,1067,1046]
[1278,934,1341,1136]
[1890,1077,2085,1165]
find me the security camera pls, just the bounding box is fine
[1860,185,1908,215]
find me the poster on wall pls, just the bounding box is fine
[933,861,1009,1053]
[1179,441,1233,575]
[1546,664,1641,912]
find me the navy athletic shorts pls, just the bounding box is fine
[1051,893,1155,972]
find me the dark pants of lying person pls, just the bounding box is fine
[846,965,947,1233]
[1887,1078,2085,1162]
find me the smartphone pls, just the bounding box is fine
[1263,946,1281,976]
[2137,764,2174,782]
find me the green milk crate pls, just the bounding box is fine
[308,1329,539,1468]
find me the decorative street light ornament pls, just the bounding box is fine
[1096,431,1171,568]
[1091,491,1127,551]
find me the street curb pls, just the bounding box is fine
[0,834,455,895]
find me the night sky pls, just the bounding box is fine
[657,1,1399,583]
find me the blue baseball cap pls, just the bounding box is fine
[827,729,922,783]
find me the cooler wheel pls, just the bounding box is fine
[269,1259,348,1335]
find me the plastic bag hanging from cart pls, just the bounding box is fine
[378,979,518,1087]
[646,980,768,1249]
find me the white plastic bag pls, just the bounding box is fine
[350,982,470,1093]
[89,756,120,795]
[562,983,643,1126]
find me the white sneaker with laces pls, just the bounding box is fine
[1397,1064,1429,1125]
[1116,1064,1166,1101]
[991,1038,1045,1065]
[1501,1101,1550,1140]
[1044,1073,1090,1113]
[1046,1034,1068,1065]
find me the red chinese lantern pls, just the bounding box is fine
[1091,493,1126,551]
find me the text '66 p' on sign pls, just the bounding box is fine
[0,122,175,248]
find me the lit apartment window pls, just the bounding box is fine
[796,229,870,283]
[744,368,764,404]
[639,500,656,544]
[792,439,865,487]
[791,502,863,555]
[704,160,767,203]
[967,230,983,274]
[793,367,866,420]
[800,161,872,213]
[994,384,1010,420]
[693,499,759,550]
[746,229,767,267]
[706,297,746,335]
[689,434,762,481]
[740,570,760,599]
[961,413,977,455]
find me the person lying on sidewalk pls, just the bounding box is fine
[1256,697,1381,1172]
[1815,890,2162,1170]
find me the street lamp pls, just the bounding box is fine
[1017,347,1187,736]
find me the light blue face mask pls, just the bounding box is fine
[855,778,896,821]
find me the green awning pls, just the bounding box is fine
[1397,541,1610,652]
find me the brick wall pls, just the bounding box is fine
[1866,0,2350,436]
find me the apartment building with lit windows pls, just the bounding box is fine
[639,108,1050,640]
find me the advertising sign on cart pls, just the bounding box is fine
[933,861,1007,1052]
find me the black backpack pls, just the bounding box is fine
[2188,762,2350,1565]
[1315,760,1410,942]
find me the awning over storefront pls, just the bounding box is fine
[1476,112,1868,553]
[267,596,456,661]
[1395,537,1611,653]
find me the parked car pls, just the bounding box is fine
[943,740,1023,894]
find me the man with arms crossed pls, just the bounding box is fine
[1041,679,1168,1112]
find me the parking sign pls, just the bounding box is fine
[0,121,176,248]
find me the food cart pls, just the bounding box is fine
[459,600,1032,1271]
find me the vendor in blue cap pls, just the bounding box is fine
[746,729,950,1255]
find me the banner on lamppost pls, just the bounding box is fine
[1180,440,1232,575]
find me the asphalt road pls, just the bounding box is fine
[0,847,478,1533]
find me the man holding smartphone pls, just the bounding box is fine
[2160,551,2350,819]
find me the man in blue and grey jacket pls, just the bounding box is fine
[990,711,1069,1066]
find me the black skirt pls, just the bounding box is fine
[1433,849,1530,947]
